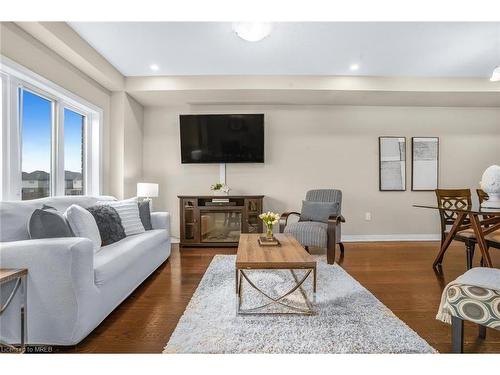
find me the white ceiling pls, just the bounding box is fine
[68,22,500,78]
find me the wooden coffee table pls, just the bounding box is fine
[236,233,317,315]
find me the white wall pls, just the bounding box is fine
[109,92,144,199]
[123,94,144,198]
[143,104,500,238]
[0,22,113,194]
[1,22,144,199]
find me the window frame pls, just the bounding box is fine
[1,56,103,201]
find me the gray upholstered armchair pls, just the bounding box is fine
[279,189,345,264]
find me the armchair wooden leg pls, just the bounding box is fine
[326,230,336,265]
[339,242,345,255]
[478,325,487,339]
[326,242,336,265]
[451,316,464,353]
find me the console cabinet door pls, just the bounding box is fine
[180,198,199,243]
[243,198,263,234]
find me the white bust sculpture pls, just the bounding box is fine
[480,165,500,208]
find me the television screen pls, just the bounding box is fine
[180,114,264,163]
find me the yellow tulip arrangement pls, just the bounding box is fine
[259,211,280,239]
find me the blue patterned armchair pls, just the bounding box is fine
[279,189,345,264]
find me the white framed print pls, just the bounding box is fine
[379,136,406,191]
[411,137,439,191]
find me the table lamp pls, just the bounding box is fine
[137,183,159,208]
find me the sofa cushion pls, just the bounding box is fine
[97,198,145,236]
[0,196,116,242]
[28,205,74,239]
[64,204,102,253]
[94,229,168,286]
[87,205,126,246]
[138,200,153,231]
[284,221,328,248]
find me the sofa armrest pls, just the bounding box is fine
[0,237,97,344]
[0,237,95,289]
[151,212,170,234]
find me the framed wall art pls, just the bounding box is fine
[379,137,406,191]
[411,137,439,191]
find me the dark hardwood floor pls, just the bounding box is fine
[58,241,500,353]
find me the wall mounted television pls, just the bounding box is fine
[179,114,264,163]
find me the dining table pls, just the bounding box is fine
[414,203,500,269]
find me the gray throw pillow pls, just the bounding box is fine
[299,201,339,224]
[138,200,153,231]
[86,205,126,246]
[28,205,74,239]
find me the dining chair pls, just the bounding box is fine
[437,267,500,353]
[477,189,489,205]
[435,189,477,269]
[476,189,500,258]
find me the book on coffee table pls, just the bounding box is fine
[258,236,280,246]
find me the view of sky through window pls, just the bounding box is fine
[21,90,85,199]
[21,90,52,174]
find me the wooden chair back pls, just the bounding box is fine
[435,189,472,242]
[477,189,489,205]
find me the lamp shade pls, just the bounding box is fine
[137,183,159,198]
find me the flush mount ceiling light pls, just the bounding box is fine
[232,22,273,42]
[492,27,500,82]
[349,63,360,71]
[491,66,500,82]
[150,64,159,71]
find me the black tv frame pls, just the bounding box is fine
[179,114,265,164]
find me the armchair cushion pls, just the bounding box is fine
[284,221,328,248]
[299,201,339,224]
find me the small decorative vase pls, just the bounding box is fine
[266,225,274,240]
[480,165,500,208]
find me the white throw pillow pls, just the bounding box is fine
[97,197,145,236]
[64,204,101,253]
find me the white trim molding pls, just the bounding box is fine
[0,55,103,200]
[341,234,441,242]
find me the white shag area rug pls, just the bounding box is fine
[163,255,436,354]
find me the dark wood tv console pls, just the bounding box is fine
[178,195,264,247]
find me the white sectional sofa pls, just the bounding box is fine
[0,196,171,346]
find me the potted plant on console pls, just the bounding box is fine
[210,183,230,196]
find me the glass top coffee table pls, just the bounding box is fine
[235,233,317,315]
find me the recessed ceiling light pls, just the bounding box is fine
[150,64,159,71]
[349,63,360,71]
[232,22,273,42]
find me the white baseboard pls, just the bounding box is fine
[170,235,440,244]
[341,234,441,242]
